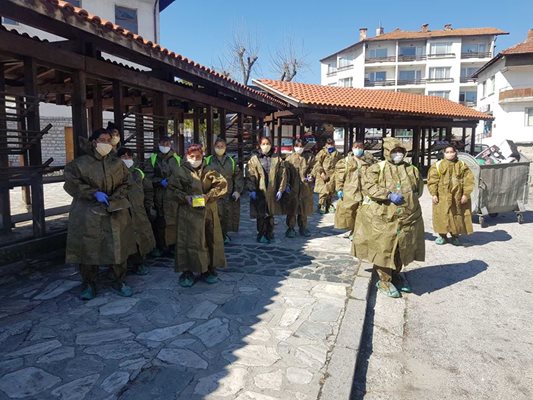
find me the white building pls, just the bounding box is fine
[320,24,507,108]
[473,29,533,146]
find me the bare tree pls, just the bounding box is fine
[223,24,260,85]
[212,56,232,79]
[271,35,309,82]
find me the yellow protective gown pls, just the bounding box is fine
[312,148,343,197]
[284,152,315,218]
[427,158,474,235]
[353,138,425,268]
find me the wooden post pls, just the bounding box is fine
[24,57,45,237]
[445,127,452,142]
[251,116,258,147]
[438,127,444,141]
[258,117,264,142]
[344,125,350,154]
[16,100,31,210]
[134,105,145,162]
[72,70,88,158]
[193,106,201,144]
[112,80,124,139]
[90,83,103,131]
[427,128,432,167]
[237,113,244,169]
[206,105,213,155]
[219,108,226,140]
[0,64,11,233]
[420,128,426,168]
[177,110,185,156]
[349,124,354,146]
[469,125,477,155]
[277,118,283,155]
[412,126,420,167]
[292,124,297,141]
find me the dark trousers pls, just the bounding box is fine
[80,262,127,286]
[152,215,167,250]
[286,214,307,230]
[257,216,275,240]
[374,248,402,282]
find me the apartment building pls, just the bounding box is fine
[473,29,533,146]
[320,24,507,108]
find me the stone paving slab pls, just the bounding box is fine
[0,199,368,400]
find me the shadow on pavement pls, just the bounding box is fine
[408,260,489,296]
[473,210,533,227]
[462,230,512,246]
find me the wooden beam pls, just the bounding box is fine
[344,125,350,154]
[219,108,226,140]
[112,80,124,138]
[176,112,185,156]
[251,116,258,147]
[206,105,213,155]
[193,107,201,143]
[237,113,244,168]
[292,124,297,140]
[72,70,88,157]
[89,83,103,131]
[277,118,283,156]
[0,64,12,233]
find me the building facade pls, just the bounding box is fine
[320,25,507,109]
[473,29,533,146]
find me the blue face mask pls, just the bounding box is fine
[327,146,335,154]
[353,148,364,157]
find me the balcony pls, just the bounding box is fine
[398,54,427,62]
[365,56,396,63]
[460,76,476,83]
[397,78,427,86]
[499,87,533,103]
[365,79,396,87]
[426,77,454,83]
[460,101,477,108]
[427,53,456,59]
[326,70,337,77]
[337,64,354,72]
[461,51,492,59]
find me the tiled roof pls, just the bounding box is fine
[321,26,507,61]
[27,0,284,107]
[367,27,508,42]
[254,80,493,121]
[502,30,533,55]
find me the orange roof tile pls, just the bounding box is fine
[31,0,284,107]
[367,27,508,42]
[254,80,492,121]
[502,29,533,55]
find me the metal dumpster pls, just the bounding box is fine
[458,153,531,228]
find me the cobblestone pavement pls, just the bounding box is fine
[0,197,362,400]
[353,192,533,400]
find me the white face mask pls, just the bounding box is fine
[214,147,226,156]
[260,144,271,154]
[95,142,113,157]
[122,159,134,169]
[111,136,120,146]
[353,148,364,158]
[188,158,202,168]
[444,151,457,161]
[294,147,304,154]
[391,152,405,164]
[159,146,171,154]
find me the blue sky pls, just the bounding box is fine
[160,0,532,84]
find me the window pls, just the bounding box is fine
[459,91,477,105]
[2,17,18,25]
[430,42,452,56]
[488,76,495,95]
[399,46,424,57]
[429,67,451,80]
[339,77,353,87]
[367,48,388,59]
[428,91,450,99]
[460,67,478,80]
[368,71,386,81]
[462,43,487,54]
[398,70,422,81]
[115,6,138,33]
[327,62,337,74]
[338,55,354,69]
[526,108,533,126]
[482,81,487,97]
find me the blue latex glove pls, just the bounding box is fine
[160,178,168,188]
[275,191,283,201]
[388,192,404,205]
[249,191,257,201]
[285,185,291,194]
[94,191,109,206]
[338,190,344,199]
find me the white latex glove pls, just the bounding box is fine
[232,192,240,201]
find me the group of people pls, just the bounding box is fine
[64,126,474,300]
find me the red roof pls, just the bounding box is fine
[254,80,493,121]
[22,0,284,107]
[502,30,533,55]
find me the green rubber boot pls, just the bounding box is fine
[450,236,461,246]
[393,273,412,293]
[258,235,269,244]
[178,272,195,288]
[299,228,311,237]
[112,282,133,297]
[435,236,447,245]
[376,281,401,298]
[201,272,218,284]
[80,285,96,301]
[135,264,149,276]
[285,228,297,238]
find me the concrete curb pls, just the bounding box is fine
[319,261,373,399]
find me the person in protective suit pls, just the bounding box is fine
[107,121,121,153]
[313,137,342,214]
[169,144,228,287]
[335,141,375,239]
[145,135,182,257]
[284,139,314,238]
[204,138,244,243]
[246,137,287,244]
[427,145,474,245]
[64,129,136,300]
[353,137,425,298]
[117,147,156,275]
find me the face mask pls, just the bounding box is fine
[159,146,171,154]
[444,152,457,161]
[95,142,113,157]
[111,136,120,146]
[353,148,364,157]
[327,146,335,154]
[294,147,304,154]
[122,159,134,169]
[188,158,202,168]
[261,144,271,154]
[214,147,226,156]
[391,152,405,164]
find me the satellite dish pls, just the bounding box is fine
[458,152,480,213]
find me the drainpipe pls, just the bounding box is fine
[153,0,159,43]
